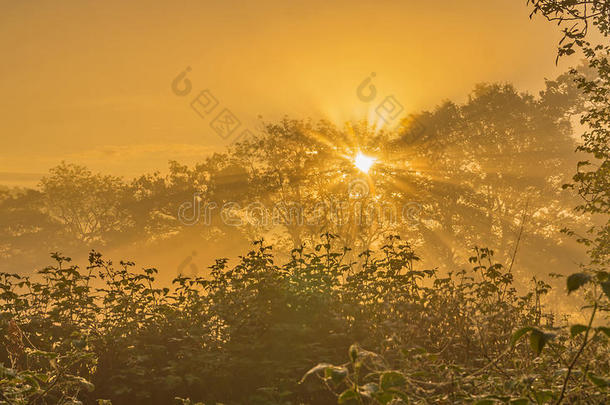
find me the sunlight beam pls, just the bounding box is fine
[354,152,376,173]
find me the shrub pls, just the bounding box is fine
[0,235,607,404]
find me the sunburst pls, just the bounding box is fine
[354,152,376,173]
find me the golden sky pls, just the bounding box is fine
[0,0,571,184]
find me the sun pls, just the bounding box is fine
[354,152,376,173]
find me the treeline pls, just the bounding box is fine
[0,78,591,278]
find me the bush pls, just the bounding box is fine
[0,235,607,404]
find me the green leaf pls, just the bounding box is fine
[596,326,610,338]
[511,327,533,345]
[567,272,590,294]
[570,324,588,338]
[373,391,395,405]
[300,363,333,383]
[387,389,409,402]
[532,390,553,404]
[587,373,610,388]
[529,329,555,356]
[72,339,86,349]
[338,389,359,404]
[509,398,530,405]
[20,374,40,390]
[359,382,379,397]
[379,371,406,390]
[324,366,349,384]
[71,375,95,392]
[25,349,58,359]
[349,343,359,363]
[601,281,610,300]
[474,400,497,405]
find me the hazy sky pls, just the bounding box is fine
[0,0,572,184]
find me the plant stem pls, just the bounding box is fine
[555,301,597,405]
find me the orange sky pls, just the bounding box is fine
[0,0,572,185]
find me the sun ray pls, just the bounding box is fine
[354,152,376,173]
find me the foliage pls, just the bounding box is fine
[0,77,590,278]
[529,0,610,266]
[1,235,608,404]
[0,4,608,405]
